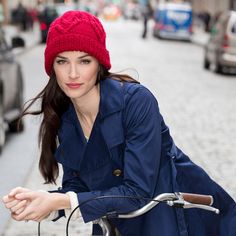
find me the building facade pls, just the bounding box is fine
[191,0,230,16]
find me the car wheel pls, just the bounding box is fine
[15,65,24,109]
[204,56,210,69]
[214,62,223,73]
[0,81,5,154]
[9,118,24,133]
[9,66,24,133]
[0,116,6,154]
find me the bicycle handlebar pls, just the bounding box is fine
[180,192,213,206]
[117,193,176,218]
[115,192,219,219]
[93,192,220,236]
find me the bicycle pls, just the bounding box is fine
[65,192,220,236]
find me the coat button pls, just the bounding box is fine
[113,169,122,177]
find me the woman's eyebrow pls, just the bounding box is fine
[56,54,90,59]
[78,54,90,59]
[56,55,67,59]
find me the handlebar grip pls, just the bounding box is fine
[180,193,213,206]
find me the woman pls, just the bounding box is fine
[2,10,236,236]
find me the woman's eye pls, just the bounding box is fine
[56,59,66,64]
[80,59,91,64]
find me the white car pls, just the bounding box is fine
[204,11,236,73]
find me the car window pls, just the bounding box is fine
[231,21,236,34]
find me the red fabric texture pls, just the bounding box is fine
[44,10,111,76]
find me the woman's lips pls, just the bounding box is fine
[66,83,82,89]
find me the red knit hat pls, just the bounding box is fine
[44,10,111,76]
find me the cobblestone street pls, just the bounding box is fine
[1,19,236,236]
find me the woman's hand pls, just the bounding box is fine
[12,191,70,222]
[2,187,30,215]
[10,191,56,222]
[3,187,71,222]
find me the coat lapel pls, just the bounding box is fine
[54,104,87,171]
[99,79,125,148]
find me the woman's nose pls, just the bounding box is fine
[69,63,79,79]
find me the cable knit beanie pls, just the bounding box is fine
[44,10,111,76]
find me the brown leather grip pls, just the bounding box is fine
[180,193,213,206]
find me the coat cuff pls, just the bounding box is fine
[64,191,82,220]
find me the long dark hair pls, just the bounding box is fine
[21,66,139,184]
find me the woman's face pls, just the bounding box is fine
[53,51,100,101]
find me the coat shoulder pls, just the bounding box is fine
[122,81,157,104]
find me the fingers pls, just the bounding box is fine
[15,192,35,201]
[11,206,32,221]
[8,187,30,198]
[10,200,28,214]
[12,208,40,222]
[2,195,15,204]
[4,199,22,210]
[2,187,30,206]
[14,206,26,215]
[12,210,54,222]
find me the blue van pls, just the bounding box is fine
[153,2,192,41]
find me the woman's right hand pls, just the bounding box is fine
[2,187,30,215]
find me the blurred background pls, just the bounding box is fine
[0,0,236,235]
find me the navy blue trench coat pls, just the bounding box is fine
[54,78,236,235]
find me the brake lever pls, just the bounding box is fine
[167,200,220,214]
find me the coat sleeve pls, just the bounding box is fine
[48,165,90,220]
[60,165,90,193]
[75,86,163,223]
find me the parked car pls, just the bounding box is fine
[38,6,58,43]
[204,11,236,73]
[153,2,192,41]
[0,27,25,153]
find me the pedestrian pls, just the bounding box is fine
[14,2,28,31]
[141,2,153,39]
[2,10,236,236]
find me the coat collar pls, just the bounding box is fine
[99,78,124,118]
[62,78,124,122]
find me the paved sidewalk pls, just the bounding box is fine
[2,162,92,236]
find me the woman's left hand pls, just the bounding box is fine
[11,191,54,222]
